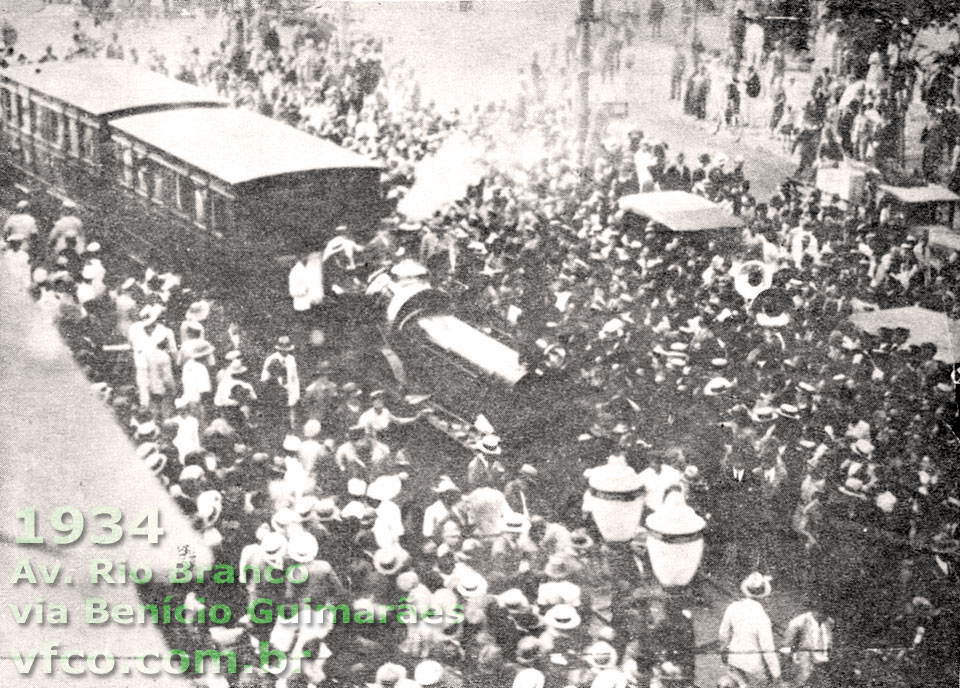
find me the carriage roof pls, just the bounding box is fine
[878,184,960,205]
[110,107,382,187]
[619,191,746,231]
[0,60,225,117]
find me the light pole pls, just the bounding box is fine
[577,0,595,167]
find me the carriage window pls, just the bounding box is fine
[194,186,208,226]
[0,89,11,124]
[27,102,36,135]
[176,175,195,217]
[153,165,175,206]
[80,124,95,162]
[39,107,59,146]
[118,145,134,187]
[208,192,230,233]
[58,113,68,150]
[15,95,24,130]
[135,156,152,198]
[65,117,79,157]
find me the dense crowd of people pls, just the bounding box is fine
[3,7,960,688]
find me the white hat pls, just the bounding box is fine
[372,547,409,575]
[414,661,444,686]
[347,478,368,497]
[455,570,489,598]
[294,495,321,517]
[432,476,460,494]
[542,603,581,630]
[282,435,302,452]
[367,475,402,502]
[512,669,546,688]
[303,419,322,438]
[501,511,528,533]
[586,641,619,668]
[750,405,778,423]
[260,532,287,557]
[591,669,628,688]
[875,491,897,514]
[778,403,800,419]
[476,434,502,455]
[497,588,530,611]
[740,572,772,598]
[375,663,407,686]
[287,531,319,563]
[851,438,875,456]
[703,377,735,396]
[390,259,429,279]
[15,200,29,210]
[196,490,223,526]
[271,507,301,531]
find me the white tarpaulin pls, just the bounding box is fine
[849,306,960,364]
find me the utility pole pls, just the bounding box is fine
[577,0,594,167]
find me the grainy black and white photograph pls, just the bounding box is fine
[0,0,958,687]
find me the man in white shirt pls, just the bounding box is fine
[719,573,781,686]
[422,476,464,540]
[638,450,683,514]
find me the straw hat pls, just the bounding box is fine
[260,532,288,558]
[313,498,341,521]
[432,476,460,494]
[390,259,429,280]
[373,547,409,575]
[375,663,407,687]
[501,511,528,534]
[777,403,800,419]
[542,603,581,630]
[347,478,368,497]
[275,336,295,353]
[704,377,736,396]
[455,570,489,598]
[185,300,211,322]
[287,531,319,564]
[512,669,546,688]
[740,572,772,599]
[367,474,403,502]
[414,661,444,687]
[303,419,322,438]
[497,588,531,613]
[180,339,215,360]
[586,641,619,669]
[475,434,502,456]
[196,490,223,527]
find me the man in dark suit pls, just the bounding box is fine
[712,428,762,579]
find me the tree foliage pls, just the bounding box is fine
[822,0,960,70]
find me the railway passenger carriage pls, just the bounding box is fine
[0,61,384,292]
[107,107,383,273]
[0,61,225,215]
